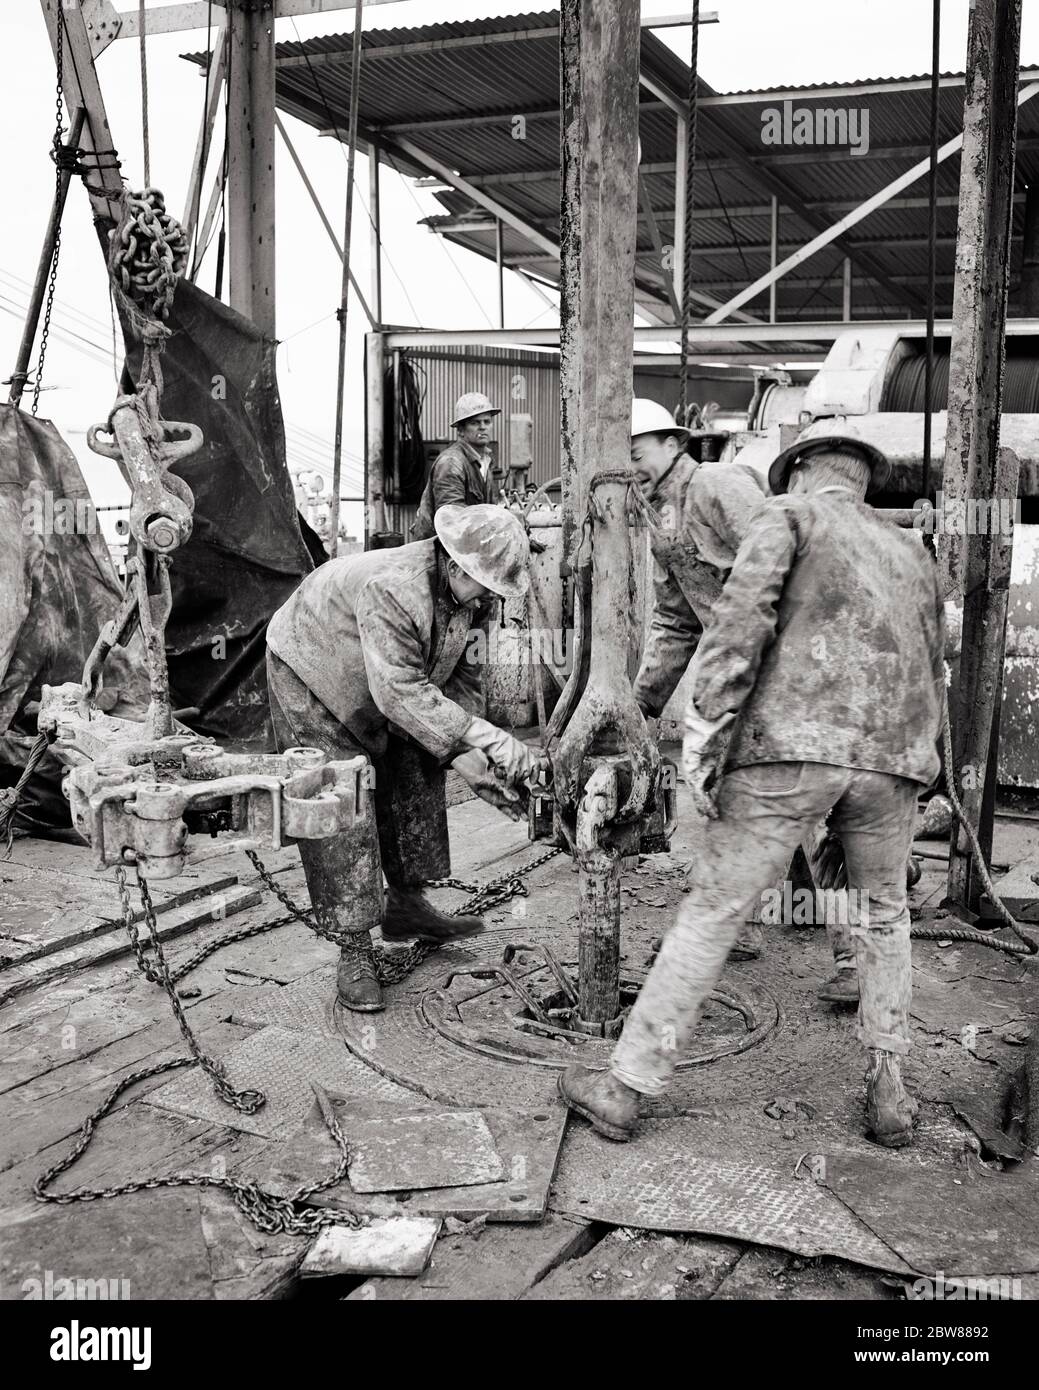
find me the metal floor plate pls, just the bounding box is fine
[347,1110,504,1193]
[549,1118,916,1275]
[145,1024,421,1139]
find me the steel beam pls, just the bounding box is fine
[182,18,228,243]
[639,69,927,316]
[226,0,277,335]
[115,1,402,38]
[556,0,646,1027]
[275,114,374,326]
[369,142,383,325]
[703,80,1039,324]
[937,0,1024,912]
[40,0,125,230]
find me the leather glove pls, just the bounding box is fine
[682,703,736,820]
[451,749,526,822]
[460,717,547,787]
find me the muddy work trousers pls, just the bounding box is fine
[265,652,451,940]
[611,761,919,1096]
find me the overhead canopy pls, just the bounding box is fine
[188,10,1039,339]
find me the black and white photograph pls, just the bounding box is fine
[1,0,1038,1355]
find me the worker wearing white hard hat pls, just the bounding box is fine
[266,504,545,1014]
[629,396,769,957]
[411,391,503,541]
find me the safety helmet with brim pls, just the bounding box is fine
[768,434,892,497]
[434,503,530,601]
[631,397,693,444]
[451,392,502,429]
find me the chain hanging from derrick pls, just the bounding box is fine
[31,14,66,417]
[677,0,700,422]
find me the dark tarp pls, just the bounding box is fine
[0,405,150,826]
[121,280,317,751]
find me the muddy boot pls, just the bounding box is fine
[864,1049,918,1148]
[730,919,765,961]
[336,933,384,1013]
[381,885,484,944]
[558,1065,639,1142]
[817,967,859,1006]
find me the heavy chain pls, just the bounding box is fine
[109,189,189,321]
[115,864,265,1112]
[33,836,562,1226]
[31,15,65,416]
[33,864,365,1235]
[245,845,563,986]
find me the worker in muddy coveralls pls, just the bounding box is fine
[411,392,501,540]
[628,397,768,957]
[265,504,545,1014]
[561,438,945,1149]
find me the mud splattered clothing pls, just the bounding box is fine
[691,491,945,786]
[611,489,945,1095]
[266,539,486,764]
[632,453,767,716]
[411,438,500,542]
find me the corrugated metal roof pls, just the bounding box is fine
[185,12,1039,332]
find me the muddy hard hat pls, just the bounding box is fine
[768,433,892,497]
[631,398,693,443]
[434,503,531,600]
[451,392,501,428]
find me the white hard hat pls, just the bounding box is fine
[451,392,501,428]
[434,503,530,600]
[631,398,692,442]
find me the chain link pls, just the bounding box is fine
[34,843,562,1227]
[31,15,65,416]
[244,845,562,985]
[34,864,365,1235]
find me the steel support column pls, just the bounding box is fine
[226,0,276,335]
[364,331,387,544]
[938,0,1023,911]
[555,0,656,1029]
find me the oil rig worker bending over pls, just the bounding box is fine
[266,504,546,1013]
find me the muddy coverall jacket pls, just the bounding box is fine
[632,452,767,716]
[411,438,500,541]
[689,490,945,786]
[266,538,485,762]
[266,540,488,885]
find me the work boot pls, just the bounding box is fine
[558,1065,640,1142]
[864,1049,919,1148]
[817,967,860,1006]
[381,885,484,944]
[336,934,384,1013]
[730,919,765,961]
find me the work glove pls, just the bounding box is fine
[451,749,526,823]
[682,703,736,820]
[460,717,548,787]
[812,818,849,891]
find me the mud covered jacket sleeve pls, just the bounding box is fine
[354,579,474,759]
[633,569,703,716]
[690,500,804,723]
[443,621,487,722]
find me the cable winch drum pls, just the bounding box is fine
[881,352,1039,414]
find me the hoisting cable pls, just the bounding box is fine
[678,0,700,423]
[138,0,151,188]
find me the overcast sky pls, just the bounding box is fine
[3,0,1038,539]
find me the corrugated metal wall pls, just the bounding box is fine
[386,345,561,536]
[383,347,757,535]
